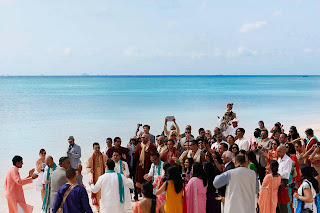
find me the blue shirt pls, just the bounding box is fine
[52,184,93,213]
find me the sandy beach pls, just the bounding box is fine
[0,121,319,213]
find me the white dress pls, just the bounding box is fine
[35,162,46,191]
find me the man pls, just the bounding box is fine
[132,133,157,199]
[102,138,113,155]
[156,135,167,155]
[306,128,318,150]
[113,150,130,177]
[226,103,236,119]
[161,139,181,166]
[180,125,194,138]
[211,132,229,150]
[107,137,130,163]
[136,124,155,144]
[67,136,81,169]
[50,157,71,209]
[5,155,38,213]
[223,119,240,137]
[164,117,180,136]
[279,133,288,145]
[52,168,92,213]
[253,130,273,184]
[235,128,249,151]
[180,129,194,149]
[218,143,229,156]
[144,153,164,183]
[180,140,205,166]
[277,145,293,213]
[42,156,57,213]
[86,142,108,212]
[198,128,205,138]
[213,155,258,213]
[218,151,235,203]
[90,159,134,213]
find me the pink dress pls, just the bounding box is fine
[133,198,162,213]
[154,175,166,205]
[258,174,281,213]
[185,177,207,213]
[4,166,34,213]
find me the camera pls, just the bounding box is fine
[181,174,186,178]
[287,182,296,189]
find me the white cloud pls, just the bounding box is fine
[63,48,72,56]
[273,10,282,16]
[226,46,257,58]
[123,46,136,56]
[239,21,267,33]
[190,51,206,59]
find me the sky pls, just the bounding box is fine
[0,0,319,75]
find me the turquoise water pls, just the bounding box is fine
[1,75,320,192]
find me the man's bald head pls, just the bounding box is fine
[277,145,286,158]
[45,156,54,168]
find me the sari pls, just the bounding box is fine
[186,177,207,213]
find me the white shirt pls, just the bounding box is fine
[297,180,317,211]
[147,161,165,181]
[223,125,240,137]
[91,172,134,213]
[235,137,249,151]
[277,154,293,180]
[101,146,110,155]
[211,141,229,150]
[114,160,130,177]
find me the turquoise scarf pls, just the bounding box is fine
[106,170,124,204]
[152,160,162,183]
[42,163,57,212]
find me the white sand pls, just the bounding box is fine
[1,122,319,213]
[0,165,135,213]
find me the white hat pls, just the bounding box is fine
[229,119,239,124]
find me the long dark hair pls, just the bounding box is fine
[204,162,218,189]
[167,166,183,194]
[184,158,194,174]
[192,162,207,187]
[270,160,279,176]
[286,143,296,155]
[246,151,260,174]
[161,162,171,182]
[229,143,239,156]
[300,164,319,193]
[141,181,157,199]
[288,126,300,141]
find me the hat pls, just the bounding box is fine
[227,103,233,107]
[229,119,239,124]
[68,136,74,140]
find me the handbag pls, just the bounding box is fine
[295,181,314,213]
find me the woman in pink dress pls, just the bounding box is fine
[258,160,281,213]
[185,162,207,213]
[153,162,171,205]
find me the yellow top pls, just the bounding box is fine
[164,180,183,213]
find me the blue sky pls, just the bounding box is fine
[0,0,319,75]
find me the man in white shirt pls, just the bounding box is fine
[211,132,229,150]
[90,159,134,213]
[235,128,249,151]
[144,153,164,183]
[277,145,293,213]
[223,119,240,137]
[113,151,130,177]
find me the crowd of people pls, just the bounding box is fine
[4,103,320,213]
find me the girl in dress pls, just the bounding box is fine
[35,149,46,201]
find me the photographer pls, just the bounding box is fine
[293,164,319,212]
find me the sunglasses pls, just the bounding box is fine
[141,137,146,139]
[185,132,191,133]
[272,143,277,145]
[232,147,237,149]
[41,152,46,155]
[171,135,176,136]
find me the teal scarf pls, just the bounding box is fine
[152,160,162,183]
[106,170,124,204]
[42,163,57,212]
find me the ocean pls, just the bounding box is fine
[1,75,320,194]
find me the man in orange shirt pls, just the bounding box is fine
[4,155,38,213]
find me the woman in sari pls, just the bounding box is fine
[153,162,171,205]
[156,166,184,213]
[258,160,281,213]
[186,162,207,213]
[204,162,221,213]
[294,140,306,167]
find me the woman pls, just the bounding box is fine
[186,163,207,213]
[258,121,267,131]
[226,135,235,147]
[308,144,320,177]
[293,164,319,213]
[205,130,212,139]
[246,151,259,174]
[258,160,281,213]
[229,143,239,159]
[154,162,171,205]
[288,126,300,143]
[183,158,194,180]
[286,142,301,212]
[249,129,261,150]
[264,140,279,169]
[156,166,184,213]
[272,130,281,141]
[133,181,165,213]
[295,140,306,167]
[270,122,284,134]
[35,148,46,200]
[204,162,221,213]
